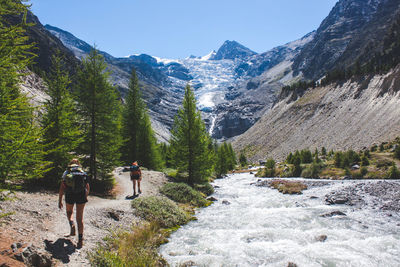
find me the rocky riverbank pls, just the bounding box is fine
[255,178,400,214]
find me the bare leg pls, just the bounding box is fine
[76,203,85,248]
[133,180,137,195]
[66,203,75,236]
[138,178,142,194]
[76,204,85,235]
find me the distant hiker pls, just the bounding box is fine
[58,159,89,248]
[130,161,142,196]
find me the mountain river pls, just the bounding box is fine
[160,172,400,267]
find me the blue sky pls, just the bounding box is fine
[29,0,338,59]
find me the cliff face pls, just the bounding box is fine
[233,66,400,161]
[292,0,400,80]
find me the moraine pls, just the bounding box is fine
[160,173,400,267]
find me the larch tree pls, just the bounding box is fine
[75,49,122,180]
[170,84,213,186]
[121,68,162,170]
[41,54,82,184]
[0,0,48,183]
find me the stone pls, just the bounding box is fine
[320,211,347,217]
[310,196,319,199]
[325,194,349,205]
[180,261,196,267]
[11,243,17,253]
[287,262,298,267]
[316,235,328,242]
[222,200,231,205]
[206,197,217,201]
[107,210,121,221]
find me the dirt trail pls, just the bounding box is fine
[0,168,168,266]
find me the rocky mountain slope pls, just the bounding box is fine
[233,0,400,161]
[292,0,399,80]
[233,66,400,162]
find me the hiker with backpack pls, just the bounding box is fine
[130,161,142,196]
[58,159,89,248]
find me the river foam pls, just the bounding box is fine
[160,173,400,267]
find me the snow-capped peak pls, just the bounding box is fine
[200,50,217,61]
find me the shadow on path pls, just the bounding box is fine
[44,238,75,263]
[125,194,139,200]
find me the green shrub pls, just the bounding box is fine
[394,145,400,159]
[264,158,276,177]
[270,180,307,194]
[194,183,214,196]
[361,155,370,166]
[386,163,400,179]
[376,159,393,168]
[131,196,191,228]
[89,222,167,267]
[160,183,207,207]
[360,166,368,177]
[301,162,322,178]
[164,168,178,178]
[300,168,311,178]
[352,171,363,179]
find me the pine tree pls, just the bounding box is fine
[0,1,49,183]
[41,54,82,184]
[170,84,213,186]
[226,143,237,170]
[137,113,163,170]
[215,145,228,178]
[75,49,122,179]
[239,153,247,167]
[121,68,162,170]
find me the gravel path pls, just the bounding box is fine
[0,168,168,266]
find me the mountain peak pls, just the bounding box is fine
[211,40,256,60]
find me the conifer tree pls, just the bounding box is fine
[215,145,228,177]
[75,49,122,180]
[0,1,48,182]
[170,84,213,186]
[226,143,237,170]
[41,54,82,184]
[137,113,163,170]
[121,69,162,170]
[239,153,247,167]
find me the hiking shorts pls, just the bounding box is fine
[65,191,88,205]
[130,173,141,180]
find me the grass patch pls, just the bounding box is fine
[160,183,209,207]
[270,179,307,194]
[320,167,345,178]
[89,222,167,267]
[131,196,192,228]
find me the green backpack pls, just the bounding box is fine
[65,165,87,193]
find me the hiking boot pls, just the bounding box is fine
[138,189,142,194]
[77,238,83,249]
[70,224,76,236]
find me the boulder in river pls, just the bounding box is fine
[315,235,328,242]
[325,194,349,205]
[320,211,347,217]
[207,196,218,201]
[222,200,231,205]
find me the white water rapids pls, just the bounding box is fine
[160,173,400,267]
